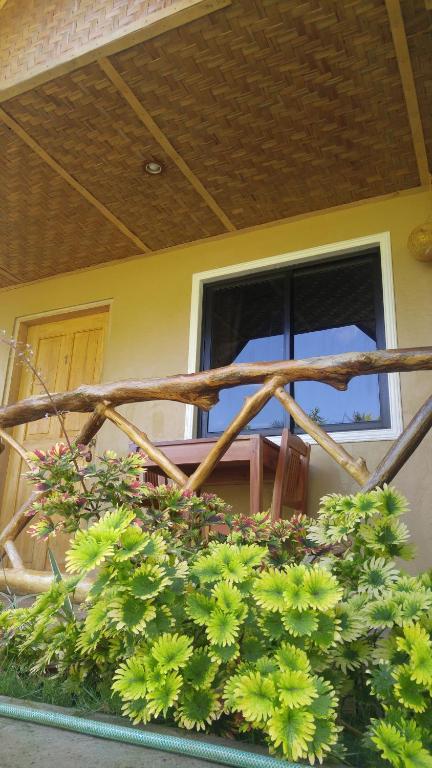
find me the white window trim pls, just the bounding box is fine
[184,232,402,445]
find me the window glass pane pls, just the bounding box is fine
[292,257,382,428]
[205,276,286,433]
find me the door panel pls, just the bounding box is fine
[24,333,71,440]
[64,327,105,435]
[0,310,108,571]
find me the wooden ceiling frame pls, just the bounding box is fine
[0,107,150,254]
[0,2,235,265]
[0,1,232,103]
[99,57,236,233]
[385,0,430,186]
[0,0,429,287]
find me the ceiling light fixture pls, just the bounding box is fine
[144,160,163,175]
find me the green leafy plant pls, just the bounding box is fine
[366,604,432,767]
[0,507,345,762]
[26,444,230,554]
[1,484,431,767]
[308,485,432,766]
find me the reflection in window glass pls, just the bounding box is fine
[200,251,388,436]
[206,277,285,434]
[292,259,382,428]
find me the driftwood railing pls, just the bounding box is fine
[0,347,431,598]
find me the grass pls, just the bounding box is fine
[0,660,122,715]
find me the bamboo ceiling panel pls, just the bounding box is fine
[0,0,176,93]
[112,0,420,228]
[0,272,17,289]
[0,123,137,283]
[4,64,225,250]
[402,0,432,169]
[0,0,428,287]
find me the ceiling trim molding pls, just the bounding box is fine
[0,107,150,254]
[0,184,426,294]
[0,0,231,103]
[385,0,430,186]
[99,57,236,234]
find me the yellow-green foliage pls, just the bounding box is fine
[1,486,432,767]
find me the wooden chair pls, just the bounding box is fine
[270,429,310,520]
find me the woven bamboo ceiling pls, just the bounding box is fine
[0,0,430,288]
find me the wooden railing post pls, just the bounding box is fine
[102,405,188,487]
[362,394,432,491]
[75,402,107,446]
[185,375,284,491]
[0,427,33,468]
[275,387,371,486]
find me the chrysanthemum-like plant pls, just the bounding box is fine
[308,485,432,765]
[1,486,432,766]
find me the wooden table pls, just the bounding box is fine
[139,431,310,518]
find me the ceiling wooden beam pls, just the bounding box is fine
[0,107,150,254]
[99,57,236,234]
[0,1,231,103]
[385,0,430,186]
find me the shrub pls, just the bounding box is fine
[308,486,432,767]
[1,445,432,766]
[26,444,230,553]
[0,511,345,763]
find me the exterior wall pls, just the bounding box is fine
[0,190,431,569]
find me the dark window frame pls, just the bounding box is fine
[198,248,390,438]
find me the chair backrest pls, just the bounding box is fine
[271,428,310,520]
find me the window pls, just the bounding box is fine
[199,249,390,437]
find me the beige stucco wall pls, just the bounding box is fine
[0,189,431,569]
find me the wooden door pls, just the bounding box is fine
[0,310,108,571]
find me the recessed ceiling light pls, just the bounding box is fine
[145,161,163,175]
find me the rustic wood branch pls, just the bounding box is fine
[0,491,44,552]
[1,348,431,430]
[75,403,108,445]
[362,394,432,491]
[275,387,371,486]
[0,568,91,603]
[0,427,33,468]
[185,376,284,491]
[0,346,431,599]
[4,539,24,570]
[102,405,188,487]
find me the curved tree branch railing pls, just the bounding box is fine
[0,346,431,598]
